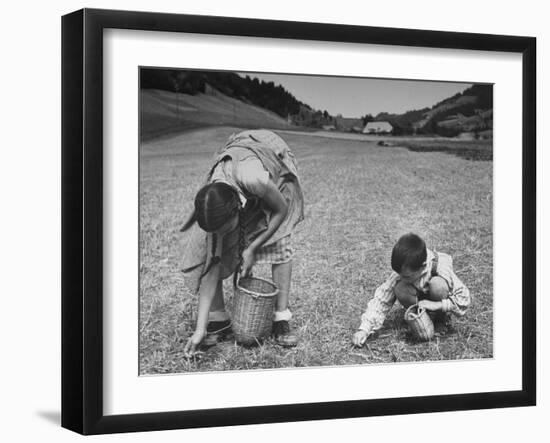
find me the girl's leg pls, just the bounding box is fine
[209,280,226,314]
[272,261,292,312]
[202,280,230,347]
[271,261,297,347]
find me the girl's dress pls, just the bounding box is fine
[182,130,304,293]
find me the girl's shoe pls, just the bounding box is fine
[272,320,298,347]
[201,320,233,347]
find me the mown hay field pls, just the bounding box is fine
[139,126,493,374]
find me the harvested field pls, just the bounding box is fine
[139,127,493,374]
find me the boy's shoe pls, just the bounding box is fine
[201,319,232,347]
[272,320,298,347]
[428,311,449,334]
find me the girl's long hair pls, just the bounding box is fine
[181,182,246,282]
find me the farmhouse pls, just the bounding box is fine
[363,121,393,134]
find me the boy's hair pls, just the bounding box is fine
[391,233,427,273]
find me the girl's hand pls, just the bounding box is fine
[418,300,442,312]
[241,247,256,277]
[352,330,368,347]
[184,329,206,356]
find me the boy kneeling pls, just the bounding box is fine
[353,233,471,346]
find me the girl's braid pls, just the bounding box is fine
[233,200,246,288]
[200,233,220,279]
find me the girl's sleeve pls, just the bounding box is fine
[436,253,471,316]
[233,157,270,198]
[359,272,399,336]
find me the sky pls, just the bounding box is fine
[239,72,472,118]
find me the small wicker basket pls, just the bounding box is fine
[232,276,278,346]
[404,304,435,341]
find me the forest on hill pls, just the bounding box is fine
[365,84,493,137]
[140,69,314,120]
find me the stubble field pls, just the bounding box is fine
[139,126,493,374]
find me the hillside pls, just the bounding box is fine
[140,88,295,140]
[373,84,493,138]
[140,69,493,140]
[140,69,311,119]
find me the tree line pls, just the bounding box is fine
[361,84,493,136]
[140,69,311,120]
[140,69,492,135]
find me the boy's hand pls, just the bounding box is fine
[352,330,369,347]
[418,300,442,312]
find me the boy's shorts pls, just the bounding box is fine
[254,235,293,264]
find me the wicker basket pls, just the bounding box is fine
[232,276,278,346]
[404,304,435,341]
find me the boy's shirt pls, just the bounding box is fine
[359,249,471,336]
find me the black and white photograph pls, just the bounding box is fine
[139,69,493,374]
[2,0,546,440]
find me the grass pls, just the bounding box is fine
[394,139,493,161]
[140,89,294,141]
[139,127,493,374]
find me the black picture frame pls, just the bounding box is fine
[61,8,536,435]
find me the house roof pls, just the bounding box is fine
[364,121,393,132]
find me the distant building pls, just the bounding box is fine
[363,121,393,134]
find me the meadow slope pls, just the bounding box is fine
[140,89,295,140]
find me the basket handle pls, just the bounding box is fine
[248,289,262,299]
[233,270,253,290]
[235,274,276,300]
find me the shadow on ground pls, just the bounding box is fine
[36,410,60,426]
